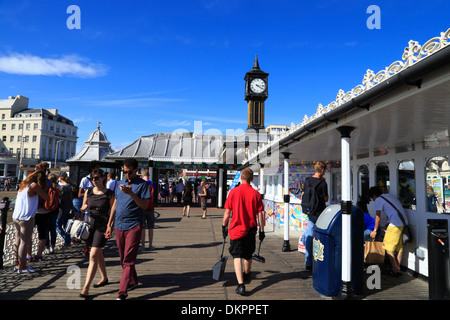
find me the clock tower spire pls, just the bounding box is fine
[244,55,269,132]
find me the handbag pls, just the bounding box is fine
[380,196,412,244]
[65,210,92,241]
[364,240,385,264]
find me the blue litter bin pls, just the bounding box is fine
[312,204,364,296]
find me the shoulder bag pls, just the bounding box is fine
[65,210,92,241]
[380,195,412,244]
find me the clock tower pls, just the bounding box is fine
[245,55,269,131]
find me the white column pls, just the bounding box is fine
[148,165,153,182]
[218,168,224,208]
[282,152,291,252]
[337,126,355,299]
[260,164,265,195]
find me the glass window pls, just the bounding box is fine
[358,165,370,204]
[267,176,273,196]
[273,175,279,199]
[426,156,449,213]
[376,162,390,194]
[6,164,16,176]
[398,160,416,209]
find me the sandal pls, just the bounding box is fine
[93,278,109,288]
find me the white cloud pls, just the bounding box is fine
[155,119,192,127]
[88,97,186,107]
[72,116,93,123]
[0,53,108,78]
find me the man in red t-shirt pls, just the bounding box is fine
[222,168,265,295]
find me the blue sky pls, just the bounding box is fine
[0,0,448,152]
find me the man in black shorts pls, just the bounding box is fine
[222,168,265,295]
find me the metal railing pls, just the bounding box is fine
[0,198,64,269]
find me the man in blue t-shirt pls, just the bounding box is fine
[301,161,329,271]
[106,158,151,300]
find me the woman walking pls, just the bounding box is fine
[182,181,194,217]
[57,172,73,247]
[79,169,114,298]
[12,170,49,273]
[45,173,61,254]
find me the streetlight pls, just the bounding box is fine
[54,140,63,168]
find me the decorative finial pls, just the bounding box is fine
[97,121,101,130]
[253,55,260,69]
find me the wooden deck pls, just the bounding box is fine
[0,206,429,302]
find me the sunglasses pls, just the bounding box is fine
[91,176,102,181]
[123,170,136,175]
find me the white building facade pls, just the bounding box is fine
[0,95,78,176]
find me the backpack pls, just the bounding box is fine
[44,186,59,211]
[301,177,323,216]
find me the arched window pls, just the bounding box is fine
[398,160,416,209]
[426,157,449,213]
[358,165,370,204]
[376,162,389,194]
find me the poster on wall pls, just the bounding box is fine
[428,178,446,213]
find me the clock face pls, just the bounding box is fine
[250,78,266,93]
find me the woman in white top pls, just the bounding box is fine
[13,170,49,273]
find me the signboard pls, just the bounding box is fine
[229,171,241,190]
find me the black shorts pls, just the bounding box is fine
[229,227,257,260]
[143,209,155,229]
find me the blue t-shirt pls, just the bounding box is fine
[114,176,151,231]
[364,213,375,231]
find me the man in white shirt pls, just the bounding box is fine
[107,172,117,192]
[175,179,185,206]
[369,186,409,276]
[78,162,100,198]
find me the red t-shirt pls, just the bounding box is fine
[224,184,264,240]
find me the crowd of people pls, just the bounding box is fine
[158,179,217,207]
[10,158,411,298]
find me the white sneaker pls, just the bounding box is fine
[18,266,36,274]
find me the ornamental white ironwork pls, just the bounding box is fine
[246,28,450,162]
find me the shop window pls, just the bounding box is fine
[398,160,416,209]
[265,174,282,201]
[426,156,449,213]
[358,165,370,204]
[376,162,390,193]
[6,164,16,177]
